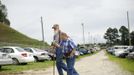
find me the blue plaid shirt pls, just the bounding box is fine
[60,38,77,54]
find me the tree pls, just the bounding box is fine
[0,0,10,26]
[130,31,134,45]
[119,26,129,45]
[104,27,119,46]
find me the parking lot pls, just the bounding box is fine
[14,50,132,75]
[0,46,100,74]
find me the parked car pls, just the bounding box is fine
[48,53,56,60]
[119,46,134,58]
[113,46,133,57]
[77,50,84,55]
[89,48,96,53]
[94,47,101,51]
[24,48,51,62]
[107,47,114,54]
[0,46,34,65]
[75,51,80,57]
[126,52,134,59]
[77,47,90,54]
[0,52,13,69]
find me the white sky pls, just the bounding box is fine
[2,0,134,44]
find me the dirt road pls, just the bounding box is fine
[17,50,132,75]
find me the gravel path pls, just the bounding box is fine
[16,50,132,75]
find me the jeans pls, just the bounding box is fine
[56,47,67,75]
[66,56,79,75]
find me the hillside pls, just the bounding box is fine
[0,23,49,48]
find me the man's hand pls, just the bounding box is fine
[51,42,60,48]
[68,49,75,58]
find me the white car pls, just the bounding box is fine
[113,46,133,57]
[0,52,13,69]
[0,46,34,65]
[75,51,80,57]
[24,48,51,62]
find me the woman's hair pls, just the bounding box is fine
[61,32,69,38]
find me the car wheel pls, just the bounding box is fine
[34,56,38,62]
[21,63,27,65]
[12,58,19,65]
[39,60,45,62]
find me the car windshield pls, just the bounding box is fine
[114,47,120,49]
[34,48,43,52]
[114,47,127,49]
[16,47,25,52]
[123,47,128,49]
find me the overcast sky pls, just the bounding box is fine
[2,0,134,44]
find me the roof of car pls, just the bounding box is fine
[1,46,20,48]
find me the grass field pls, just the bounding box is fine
[0,61,53,74]
[106,52,134,74]
[0,23,49,48]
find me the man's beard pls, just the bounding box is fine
[54,30,59,34]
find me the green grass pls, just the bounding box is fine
[0,52,99,74]
[106,52,134,74]
[0,61,53,74]
[0,23,49,48]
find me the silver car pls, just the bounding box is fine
[24,48,51,62]
[127,52,134,59]
[0,46,34,65]
[0,52,13,69]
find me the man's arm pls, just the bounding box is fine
[68,40,77,57]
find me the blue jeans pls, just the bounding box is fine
[66,56,79,75]
[56,47,67,75]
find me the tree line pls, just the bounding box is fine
[0,0,10,26]
[104,26,134,46]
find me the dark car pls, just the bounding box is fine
[119,46,134,58]
[77,47,90,54]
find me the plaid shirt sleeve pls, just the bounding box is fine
[68,39,77,50]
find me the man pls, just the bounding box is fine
[60,32,79,75]
[52,24,67,75]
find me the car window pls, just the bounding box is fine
[24,48,33,53]
[132,47,134,50]
[4,48,14,53]
[16,47,25,52]
[114,47,119,49]
[0,48,4,52]
[123,47,128,49]
[34,48,43,52]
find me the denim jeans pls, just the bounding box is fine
[66,56,79,75]
[56,47,67,75]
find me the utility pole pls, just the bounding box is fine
[127,11,131,46]
[93,37,95,44]
[88,32,90,46]
[41,16,45,42]
[82,23,85,47]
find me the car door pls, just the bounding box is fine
[3,48,15,58]
[0,48,8,59]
